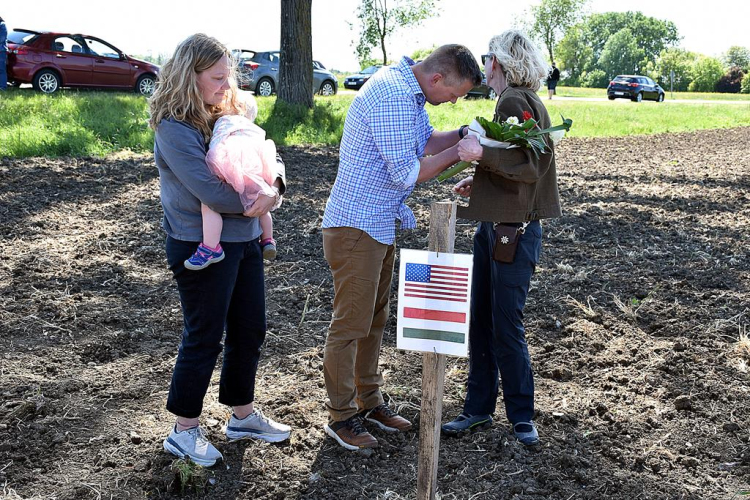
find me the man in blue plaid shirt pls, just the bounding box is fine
[321,45,482,451]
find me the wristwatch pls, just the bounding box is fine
[458,125,469,139]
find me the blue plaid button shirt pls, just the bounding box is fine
[322,56,434,245]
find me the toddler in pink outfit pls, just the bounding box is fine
[185,92,281,270]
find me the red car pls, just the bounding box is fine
[7,29,159,95]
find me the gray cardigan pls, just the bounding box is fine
[154,118,286,243]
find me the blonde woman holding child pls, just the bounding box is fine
[149,33,289,467]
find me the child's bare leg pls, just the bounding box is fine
[260,213,276,260]
[201,203,223,249]
[260,212,273,241]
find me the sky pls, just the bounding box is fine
[4,0,749,72]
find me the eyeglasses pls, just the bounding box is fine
[481,54,494,65]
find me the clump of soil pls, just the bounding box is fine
[1,128,749,499]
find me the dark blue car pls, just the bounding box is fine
[607,75,665,102]
[343,65,382,90]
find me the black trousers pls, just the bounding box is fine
[463,221,541,424]
[165,236,266,418]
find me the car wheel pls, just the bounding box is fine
[319,81,336,96]
[256,78,274,97]
[608,96,616,100]
[136,74,156,96]
[632,92,643,102]
[487,88,497,100]
[33,69,61,94]
[657,93,665,102]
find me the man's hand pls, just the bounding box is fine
[453,176,473,197]
[243,190,278,217]
[458,136,483,163]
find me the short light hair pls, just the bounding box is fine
[148,33,245,141]
[488,30,548,91]
[421,44,482,87]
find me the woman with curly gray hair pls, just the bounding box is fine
[441,30,561,446]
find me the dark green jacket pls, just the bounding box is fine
[457,86,562,223]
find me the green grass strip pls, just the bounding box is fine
[2,87,750,158]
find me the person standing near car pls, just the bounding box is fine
[0,16,8,91]
[547,61,560,100]
[149,33,290,467]
[441,29,561,446]
[321,44,482,450]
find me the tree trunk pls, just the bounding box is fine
[279,0,313,108]
[381,34,388,66]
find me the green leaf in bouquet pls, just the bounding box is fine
[476,117,509,141]
[530,115,573,137]
[527,137,548,153]
[522,118,537,131]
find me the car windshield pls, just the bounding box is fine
[614,77,637,83]
[8,30,37,44]
[362,66,379,74]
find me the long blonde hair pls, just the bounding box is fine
[148,33,245,142]
[488,30,548,92]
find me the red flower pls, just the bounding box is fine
[522,110,533,121]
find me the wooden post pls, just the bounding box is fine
[417,201,457,500]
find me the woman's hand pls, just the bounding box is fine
[458,136,483,162]
[453,176,473,197]
[243,190,278,217]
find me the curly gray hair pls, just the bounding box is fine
[488,30,548,91]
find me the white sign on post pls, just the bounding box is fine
[397,249,473,357]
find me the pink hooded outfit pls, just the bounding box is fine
[205,114,280,211]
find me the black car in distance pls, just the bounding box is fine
[343,65,382,90]
[607,75,665,102]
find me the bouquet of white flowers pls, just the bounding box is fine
[438,113,572,182]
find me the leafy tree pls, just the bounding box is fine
[527,0,588,64]
[723,46,750,72]
[598,28,645,78]
[353,0,438,67]
[279,0,313,108]
[648,48,695,92]
[556,24,594,84]
[410,45,438,62]
[359,57,385,70]
[582,11,679,63]
[581,69,608,88]
[741,74,750,94]
[715,66,744,93]
[688,56,724,92]
[558,11,680,80]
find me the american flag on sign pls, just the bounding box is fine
[404,263,469,302]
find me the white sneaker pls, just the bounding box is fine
[225,409,291,443]
[163,425,223,467]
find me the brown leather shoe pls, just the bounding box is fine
[324,415,378,450]
[362,403,413,433]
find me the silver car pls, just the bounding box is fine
[232,49,338,97]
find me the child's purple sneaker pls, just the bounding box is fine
[261,238,277,261]
[184,243,225,270]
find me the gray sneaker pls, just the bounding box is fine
[225,409,291,443]
[163,425,223,467]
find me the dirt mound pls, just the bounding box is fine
[1,128,748,499]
